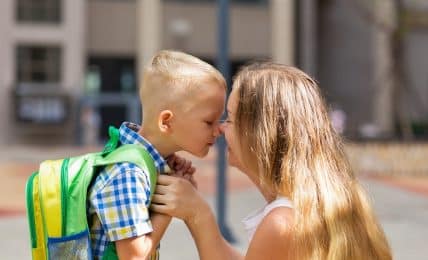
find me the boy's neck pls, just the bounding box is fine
[137,126,175,158]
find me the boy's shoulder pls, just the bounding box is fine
[89,161,151,196]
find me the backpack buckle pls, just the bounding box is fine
[102,126,120,155]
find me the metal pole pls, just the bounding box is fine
[216,0,235,243]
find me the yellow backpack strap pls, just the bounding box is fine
[26,172,47,259]
[38,159,64,238]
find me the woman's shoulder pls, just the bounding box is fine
[261,206,294,235]
[246,207,294,259]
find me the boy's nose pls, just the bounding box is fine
[213,123,223,137]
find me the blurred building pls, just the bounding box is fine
[0,0,427,145]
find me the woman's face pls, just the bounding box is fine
[220,88,244,170]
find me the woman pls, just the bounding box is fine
[152,63,392,259]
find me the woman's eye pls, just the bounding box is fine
[205,121,213,126]
[223,117,232,124]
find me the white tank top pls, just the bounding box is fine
[242,197,293,241]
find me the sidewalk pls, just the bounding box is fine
[0,145,427,259]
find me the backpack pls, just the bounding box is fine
[25,126,158,260]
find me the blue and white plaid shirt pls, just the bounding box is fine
[87,122,168,259]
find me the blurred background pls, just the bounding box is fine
[0,0,427,259]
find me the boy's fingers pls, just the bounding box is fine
[175,159,184,171]
[177,169,185,177]
[166,155,177,165]
[188,166,196,175]
[181,166,195,177]
[184,160,191,171]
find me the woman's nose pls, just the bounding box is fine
[218,122,226,135]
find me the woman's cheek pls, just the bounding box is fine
[227,150,237,167]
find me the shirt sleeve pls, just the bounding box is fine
[91,162,153,241]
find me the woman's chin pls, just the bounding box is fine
[227,155,238,168]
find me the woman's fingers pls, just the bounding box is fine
[190,175,198,189]
[152,175,201,220]
[156,174,177,185]
[151,194,165,204]
[150,204,170,215]
[154,184,169,195]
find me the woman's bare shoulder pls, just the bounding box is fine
[262,206,294,236]
[245,207,294,259]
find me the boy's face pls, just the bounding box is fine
[170,82,226,157]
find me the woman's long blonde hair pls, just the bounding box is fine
[233,62,392,260]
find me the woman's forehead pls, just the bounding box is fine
[227,89,239,111]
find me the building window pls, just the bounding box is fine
[16,0,61,23]
[16,45,61,84]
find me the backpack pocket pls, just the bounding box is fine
[47,230,92,260]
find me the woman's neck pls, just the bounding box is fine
[260,187,276,203]
[245,170,276,203]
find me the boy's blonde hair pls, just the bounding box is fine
[140,50,226,119]
[232,62,392,259]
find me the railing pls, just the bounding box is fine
[75,92,140,145]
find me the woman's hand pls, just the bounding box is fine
[151,175,209,224]
[166,154,197,188]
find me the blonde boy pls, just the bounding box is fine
[87,50,226,259]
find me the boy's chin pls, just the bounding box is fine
[191,148,210,158]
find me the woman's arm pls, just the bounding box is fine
[151,175,244,260]
[185,201,243,260]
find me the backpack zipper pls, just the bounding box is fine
[61,158,70,236]
[26,171,38,248]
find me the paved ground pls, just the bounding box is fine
[0,145,427,259]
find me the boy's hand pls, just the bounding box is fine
[166,154,197,188]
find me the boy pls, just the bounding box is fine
[87,50,226,259]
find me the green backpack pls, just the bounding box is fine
[25,126,158,260]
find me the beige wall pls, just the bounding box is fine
[0,0,86,144]
[87,1,271,59]
[87,1,137,56]
[0,0,14,144]
[162,2,271,59]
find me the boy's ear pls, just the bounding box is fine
[158,110,173,133]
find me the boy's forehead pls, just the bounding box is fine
[184,86,225,111]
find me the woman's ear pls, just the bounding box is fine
[158,110,173,133]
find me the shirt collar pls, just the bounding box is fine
[118,122,170,174]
